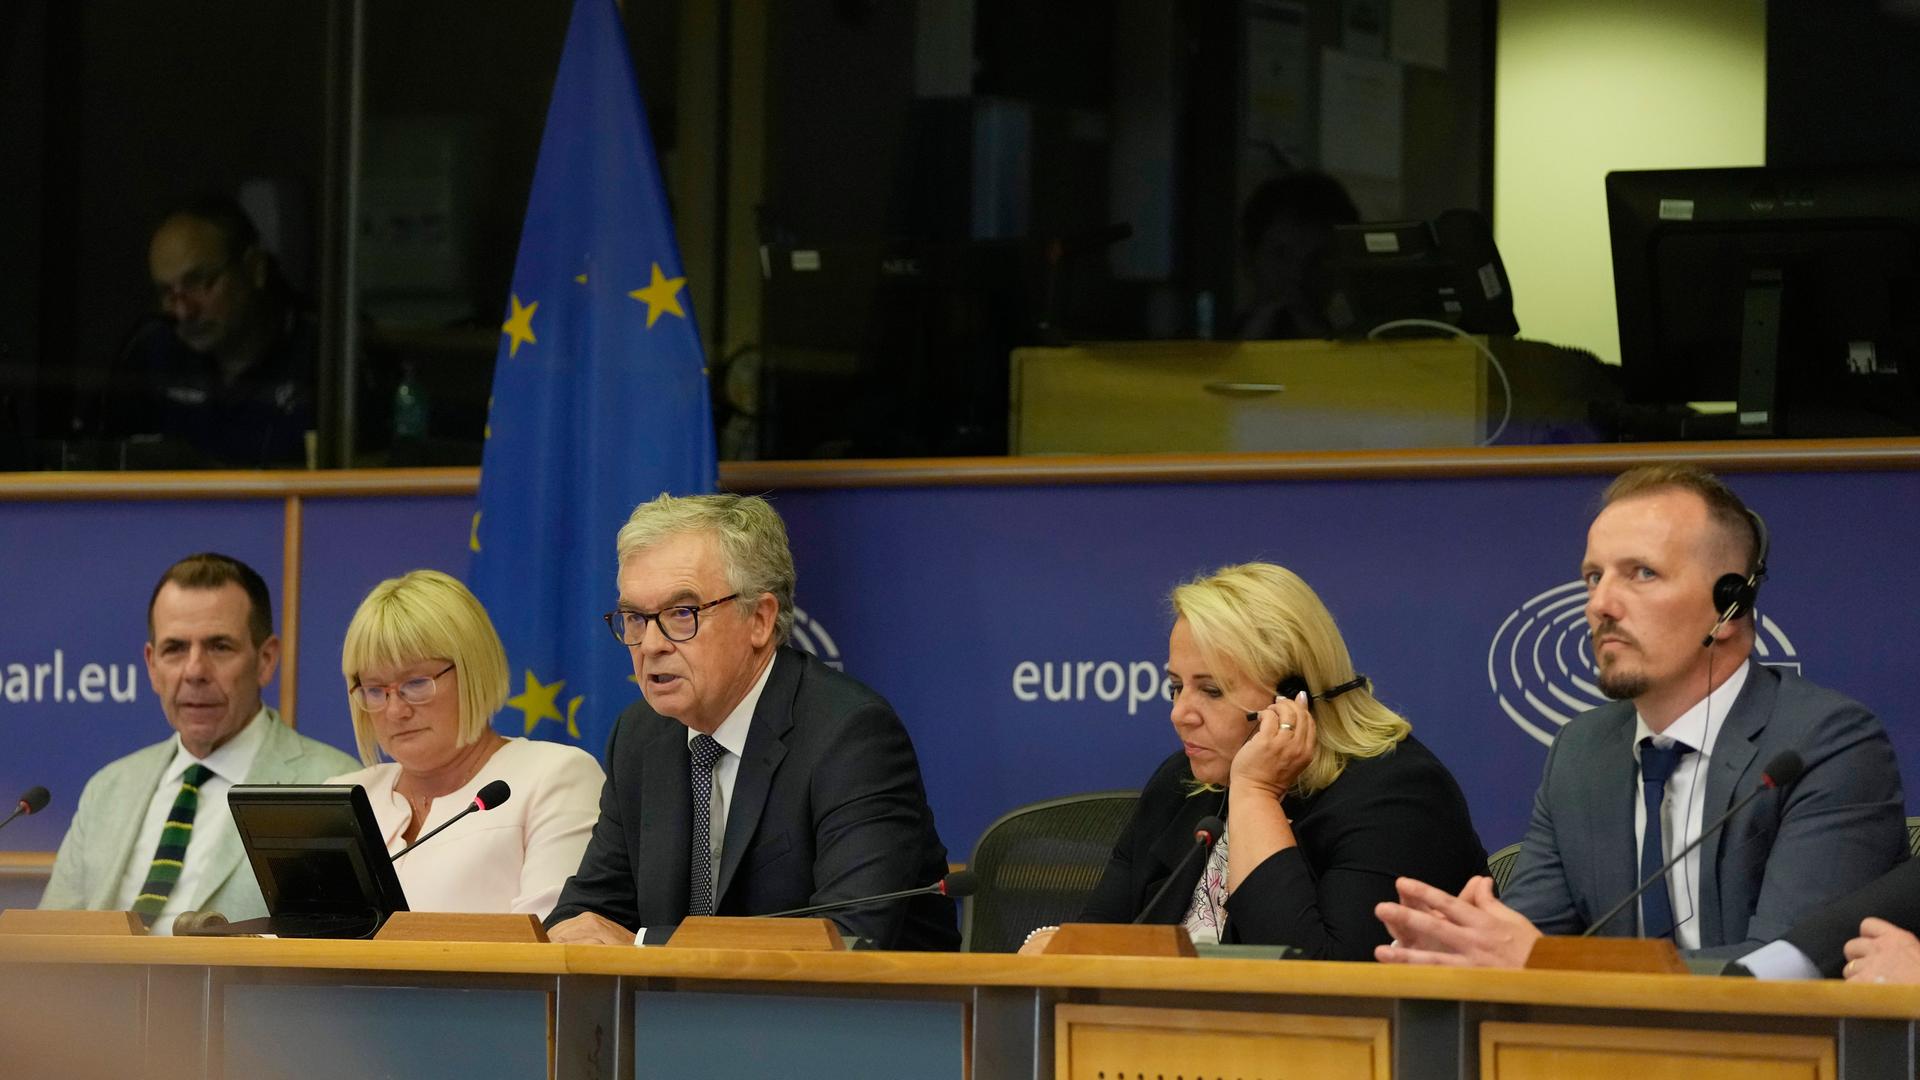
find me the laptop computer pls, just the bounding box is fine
[186,784,409,939]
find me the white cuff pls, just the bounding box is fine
[1736,940,1823,980]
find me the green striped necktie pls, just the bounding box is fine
[131,763,215,926]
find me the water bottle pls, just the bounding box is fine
[393,363,429,443]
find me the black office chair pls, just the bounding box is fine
[961,791,1138,952]
[1487,842,1523,898]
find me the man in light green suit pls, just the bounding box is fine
[40,553,357,932]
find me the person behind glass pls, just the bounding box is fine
[1234,171,1360,340]
[99,195,318,467]
[1025,563,1485,959]
[330,570,605,919]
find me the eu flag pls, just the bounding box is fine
[469,0,716,757]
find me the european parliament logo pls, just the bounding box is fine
[789,607,842,670]
[1488,581,1801,747]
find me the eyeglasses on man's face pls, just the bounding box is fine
[154,259,236,309]
[351,663,455,712]
[602,594,741,645]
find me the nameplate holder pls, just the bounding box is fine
[1043,923,1197,958]
[664,916,846,951]
[0,909,147,936]
[1525,935,1686,974]
[374,912,549,944]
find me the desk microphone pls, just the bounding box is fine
[758,871,977,919]
[391,780,510,861]
[1581,751,1804,938]
[1132,815,1226,924]
[0,786,50,832]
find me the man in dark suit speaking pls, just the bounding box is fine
[1374,464,1906,966]
[545,493,958,949]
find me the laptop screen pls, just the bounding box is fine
[227,784,409,921]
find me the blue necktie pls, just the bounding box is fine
[688,734,726,917]
[1638,737,1695,939]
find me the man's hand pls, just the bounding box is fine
[1843,917,1920,985]
[547,911,637,946]
[1374,875,1541,968]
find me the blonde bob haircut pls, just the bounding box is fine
[615,492,797,644]
[340,569,511,767]
[1171,562,1410,796]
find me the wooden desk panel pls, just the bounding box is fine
[8,936,1920,1019]
[1057,1004,1390,1080]
[1480,1022,1836,1080]
[4,935,1920,1079]
[0,961,148,1079]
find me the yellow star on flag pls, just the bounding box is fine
[501,294,539,358]
[563,696,584,740]
[506,670,566,735]
[469,511,482,553]
[628,263,688,328]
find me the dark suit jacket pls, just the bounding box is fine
[1781,851,1920,976]
[1500,663,1907,959]
[547,647,959,950]
[1079,735,1486,960]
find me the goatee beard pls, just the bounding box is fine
[1597,666,1647,701]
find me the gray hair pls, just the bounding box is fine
[615,493,796,643]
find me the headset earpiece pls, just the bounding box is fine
[1711,572,1756,621]
[1247,674,1314,722]
[1701,507,1771,647]
[1247,673,1368,721]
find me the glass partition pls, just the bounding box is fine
[6,0,1915,470]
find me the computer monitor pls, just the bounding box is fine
[221,784,409,938]
[1607,166,1920,437]
[1322,208,1520,338]
[757,238,1036,458]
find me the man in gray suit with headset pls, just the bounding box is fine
[1375,464,1906,966]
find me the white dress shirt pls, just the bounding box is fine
[631,654,778,945]
[688,654,776,903]
[328,737,606,919]
[113,707,271,931]
[1633,659,1751,951]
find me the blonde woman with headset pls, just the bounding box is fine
[1028,563,1485,959]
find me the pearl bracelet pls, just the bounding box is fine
[1022,924,1061,949]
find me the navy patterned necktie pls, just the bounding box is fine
[687,734,727,917]
[132,763,215,926]
[1638,737,1695,939]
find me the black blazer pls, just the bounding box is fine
[1781,854,1920,976]
[1079,735,1486,959]
[547,647,959,950]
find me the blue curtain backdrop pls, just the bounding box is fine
[469,0,716,758]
